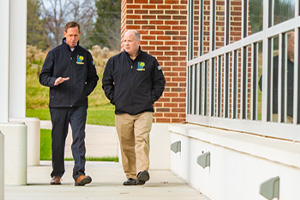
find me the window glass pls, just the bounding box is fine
[193,0,200,59]
[249,0,263,34]
[236,49,242,119]
[270,35,279,122]
[257,42,263,120]
[215,1,225,50]
[244,45,252,119]
[273,0,295,26]
[283,31,294,123]
[267,33,295,123]
[229,0,242,44]
[203,0,210,54]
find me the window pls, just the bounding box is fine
[187,0,300,141]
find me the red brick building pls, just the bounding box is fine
[121,0,188,123]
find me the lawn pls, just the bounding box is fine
[26,105,115,126]
[40,129,118,161]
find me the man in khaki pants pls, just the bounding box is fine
[102,30,165,185]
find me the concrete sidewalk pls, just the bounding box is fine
[8,121,210,200]
[5,161,209,200]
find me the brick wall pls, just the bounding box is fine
[121,0,187,123]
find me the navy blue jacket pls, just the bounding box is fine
[39,39,99,108]
[102,49,165,115]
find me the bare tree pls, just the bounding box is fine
[91,0,121,50]
[41,0,96,48]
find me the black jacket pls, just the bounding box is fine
[39,39,99,108]
[258,56,294,117]
[102,49,165,115]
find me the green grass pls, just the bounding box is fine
[26,109,51,120]
[65,157,119,162]
[40,129,118,162]
[86,107,115,126]
[40,129,52,160]
[26,105,115,126]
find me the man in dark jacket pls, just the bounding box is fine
[39,21,98,186]
[258,31,295,123]
[102,30,165,185]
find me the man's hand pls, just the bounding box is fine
[54,77,70,86]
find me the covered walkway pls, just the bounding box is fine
[4,121,209,200]
[5,161,209,200]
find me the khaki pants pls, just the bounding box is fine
[115,112,153,179]
[272,114,293,123]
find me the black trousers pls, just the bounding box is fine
[50,106,87,181]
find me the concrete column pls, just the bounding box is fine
[9,0,27,118]
[0,122,27,185]
[10,118,40,166]
[0,0,9,196]
[0,132,4,200]
[0,0,9,123]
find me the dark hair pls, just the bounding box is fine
[64,21,81,33]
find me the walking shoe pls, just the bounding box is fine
[75,175,92,186]
[136,171,150,185]
[123,178,136,186]
[50,176,61,185]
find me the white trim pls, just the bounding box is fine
[293,28,299,124]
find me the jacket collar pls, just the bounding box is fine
[62,38,80,50]
[124,46,142,60]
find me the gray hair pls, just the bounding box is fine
[287,31,294,42]
[125,30,140,40]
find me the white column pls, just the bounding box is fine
[10,118,40,166]
[9,0,27,118]
[9,0,40,166]
[0,132,4,200]
[0,0,28,186]
[0,122,27,185]
[0,0,10,123]
[0,0,9,197]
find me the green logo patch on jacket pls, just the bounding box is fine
[76,55,84,64]
[137,62,145,71]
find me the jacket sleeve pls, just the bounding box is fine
[84,52,99,96]
[39,51,57,87]
[102,58,115,105]
[151,59,165,103]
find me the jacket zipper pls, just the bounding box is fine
[70,55,73,107]
[130,63,134,114]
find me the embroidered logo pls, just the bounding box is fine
[76,55,84,64]
[137,62,145,71]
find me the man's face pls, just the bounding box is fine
[123,31,140,56]
[64,27,81,48]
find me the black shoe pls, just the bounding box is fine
[123,178,136,186]
[136,171,150,185]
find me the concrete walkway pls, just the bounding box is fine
[4,121,210,200]
[5,161,209,200]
